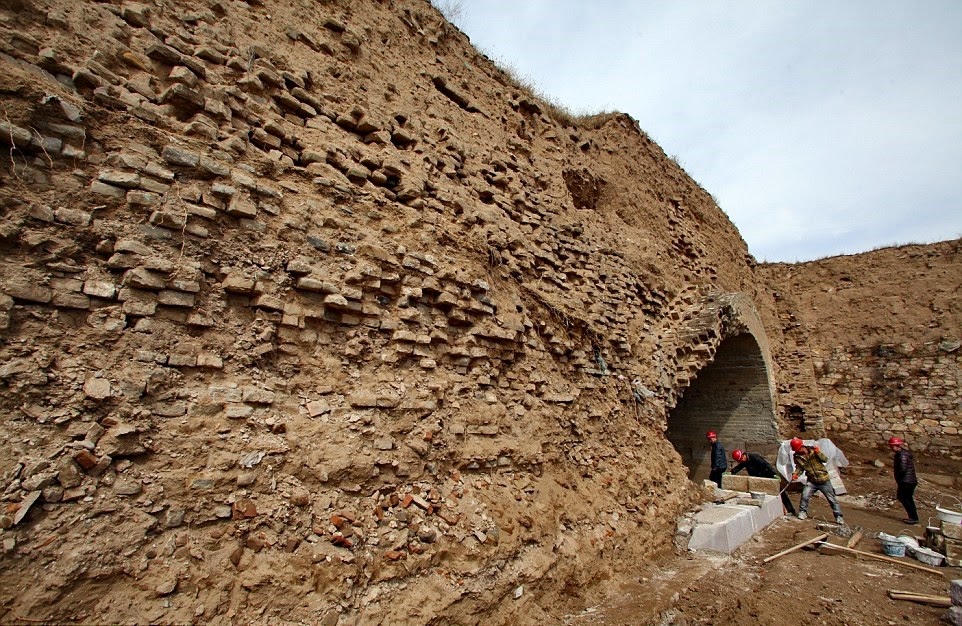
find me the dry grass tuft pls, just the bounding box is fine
[433,0,465,23]
[430,2,630,132]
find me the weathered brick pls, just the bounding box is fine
[222,274,255,294]
[123,268,166,290]
[225,404,254,419]
[158,290,195,307]
[98,170,141,189]
[306,400,330,417]
[296,277,338,293]
[127,190,163,206]
[167,353,197,367]
[115,239,152,255]
[51,291,90,309]
[4,278,52,304]
[122,299,157,316]
[196,353,223,368]
[162,145,200,167]
[90,180,127,198]
[149,211,186,229]
[226,195,257,218]
[252,294,284,311]
[242,387,275,404]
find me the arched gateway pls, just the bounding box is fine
[664,294,780,483]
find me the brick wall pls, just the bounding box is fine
[667,333,779,480]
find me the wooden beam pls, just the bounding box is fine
[887,590,951,607]
[816,542,945,577]
[762,533,829,564]
[845,529,863,549]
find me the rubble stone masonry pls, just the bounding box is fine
[760,239,962,457]
[817,341,961,456]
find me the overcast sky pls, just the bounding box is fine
[448,1,962,262]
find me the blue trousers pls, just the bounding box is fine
[799,480,843,519]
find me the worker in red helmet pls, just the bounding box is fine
[706,430,726,488]
[731,449,797,516]
[888,436,918,524]
[791,438,845,525]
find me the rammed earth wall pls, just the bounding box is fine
[759,239,962,458]
[0,0,960,623]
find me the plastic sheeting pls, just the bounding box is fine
[774,438,849,483]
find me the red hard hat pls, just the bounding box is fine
[732,449,746,463]
[790,437,804,452]
[888,437,904,447]
[706,430,717,439]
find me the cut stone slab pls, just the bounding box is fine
[688,495,782,554]
[721,474,749,492]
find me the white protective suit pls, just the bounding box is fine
[775,438,849,486]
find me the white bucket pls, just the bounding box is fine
[936,497,962,525]
[935,506,962,525]
[896,532,919,555]
[879,536,906,557]
[913,546,944,567]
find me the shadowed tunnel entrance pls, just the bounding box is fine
[666,332,778,483]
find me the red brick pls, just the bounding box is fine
[232,498,257,519]
[73,449,99,471]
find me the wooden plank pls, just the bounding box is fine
[845,529,863,549]
[762,533,829,564]
[887,590,951,607]
[817,542,945,577]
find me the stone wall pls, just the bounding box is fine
[0,0,958,623]
[667,333,778,479]
[760,239,962,458]
[817,340,961,456]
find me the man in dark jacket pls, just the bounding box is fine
[889,436,918,524]
[706,430,726,488]
[731,449,797,516]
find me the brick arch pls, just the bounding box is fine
[664,293,779,483]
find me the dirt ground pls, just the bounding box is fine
[561,443,962,626]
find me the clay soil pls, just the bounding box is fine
[560,443,962,626]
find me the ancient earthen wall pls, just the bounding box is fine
[1,0,956,623]
[0,1,767,623]
[760,239,962,458]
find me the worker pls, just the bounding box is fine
[888,436,918,524]
[790,437,845,525]
[706,430,726,488]
[731,449,797,516]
